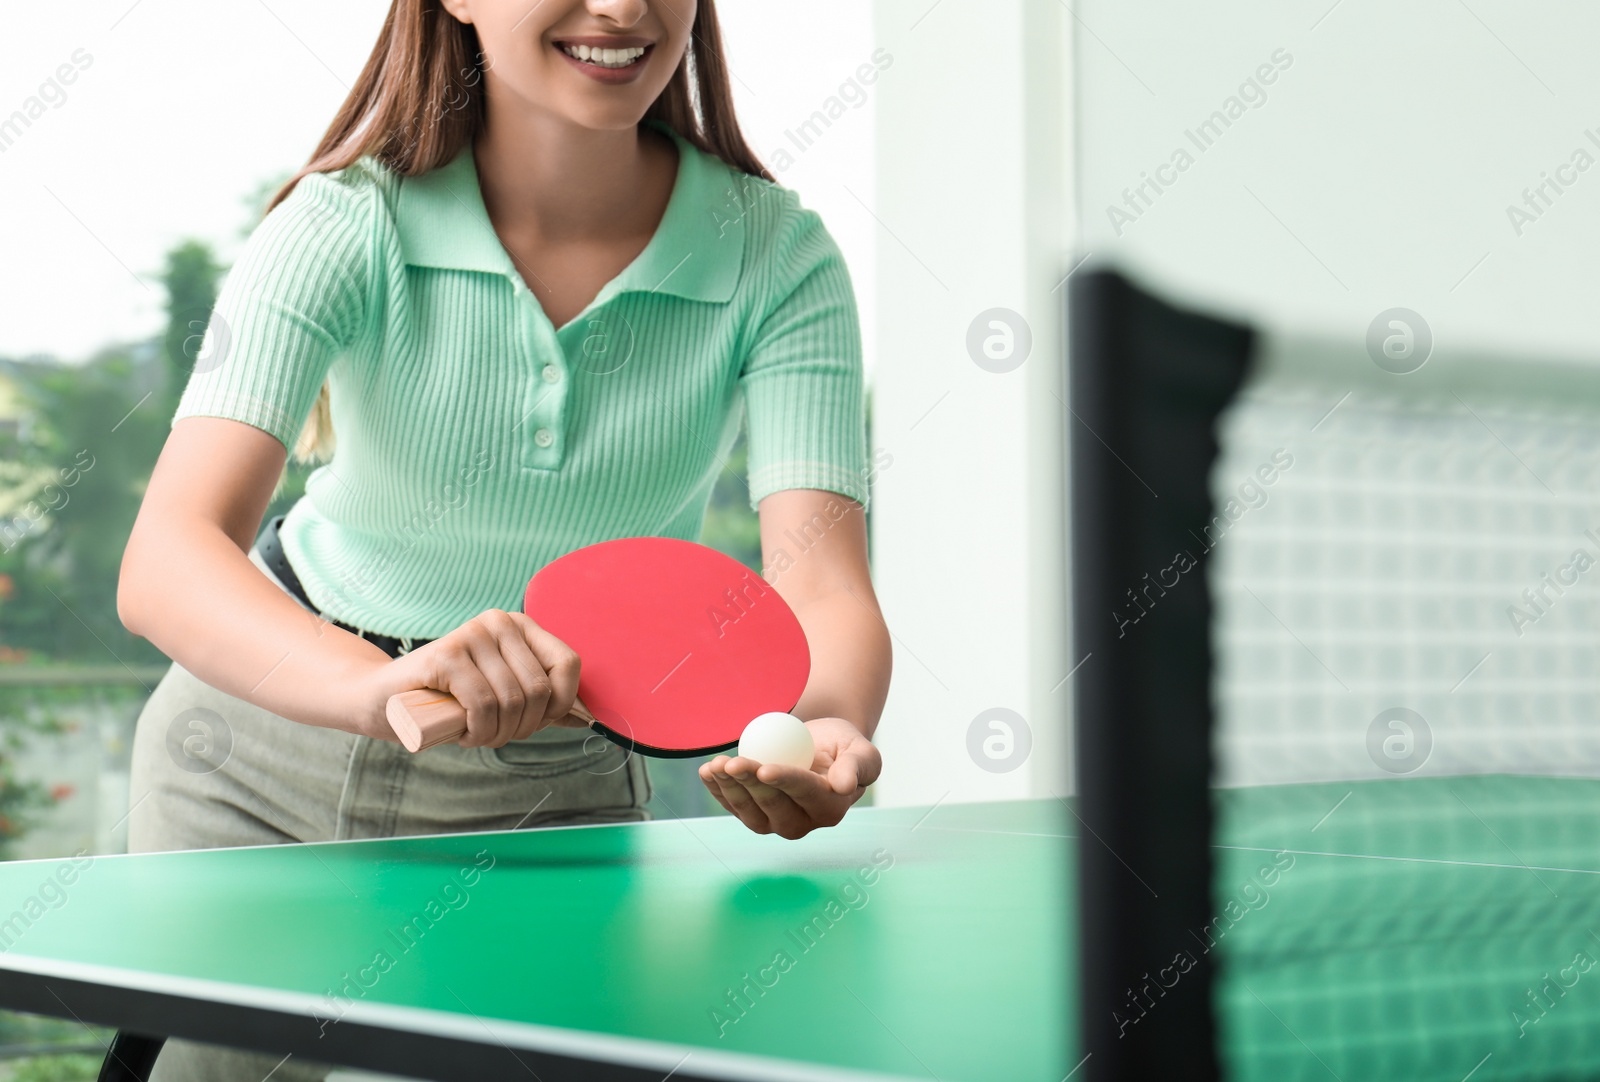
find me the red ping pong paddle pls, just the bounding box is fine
[384,537,811,757]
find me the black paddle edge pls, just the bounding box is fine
[1,967,732,1082]
[589,722,740,760]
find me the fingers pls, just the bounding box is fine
[827,742,882,795]
[698,760,738,816]
[753,762,851,833]
[827,757,858,794]
[703,756,772,833]
[512,615,582,725]
[810,725,882,796]
[421,636,497,748]
[758,762,836,801]
[723,757,824,839]
[421,609,566,748]
[701,723,881,838]
[472,614,552,744]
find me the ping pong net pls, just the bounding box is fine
[1068,269,1600,1081]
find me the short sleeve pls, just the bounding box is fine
[739,202,870,512]
[172,168,374,450]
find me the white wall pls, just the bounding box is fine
[865,0,1600,806]
[1074,0,1600,360]
[718,1,879,381]
[869,0,1076,806]
[1069,2,1600,793]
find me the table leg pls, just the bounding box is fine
[97,1031,166,1082]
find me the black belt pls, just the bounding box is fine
[254,514,432,659]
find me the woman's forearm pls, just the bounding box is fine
[121,418,394,735]
[789,586,892,740]
[120,513,390,735]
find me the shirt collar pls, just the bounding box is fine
[392,118,744,305]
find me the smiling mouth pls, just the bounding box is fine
[554,41,653,70]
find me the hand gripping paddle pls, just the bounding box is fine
[384,537,811,757]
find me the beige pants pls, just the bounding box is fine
[127,549,653,1081]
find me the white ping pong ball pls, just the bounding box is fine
[738,712,815,770]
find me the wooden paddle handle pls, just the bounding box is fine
[385,690,596,753]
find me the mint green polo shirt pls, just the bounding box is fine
[173,119,869,639]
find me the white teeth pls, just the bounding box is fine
[559,43,646,68]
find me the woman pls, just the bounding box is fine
[118,0,890,1077]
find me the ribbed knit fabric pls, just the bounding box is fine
[173,119,869,639]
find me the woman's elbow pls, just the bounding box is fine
[116,560,144,638]
[116,529,158,638]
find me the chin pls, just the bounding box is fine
[553,99,655,133]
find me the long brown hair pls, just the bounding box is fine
[267,0,770,466]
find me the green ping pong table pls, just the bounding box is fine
[3,776,1597,1081]
[1214,773,1600,1082]
[0,798,1075,1081]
